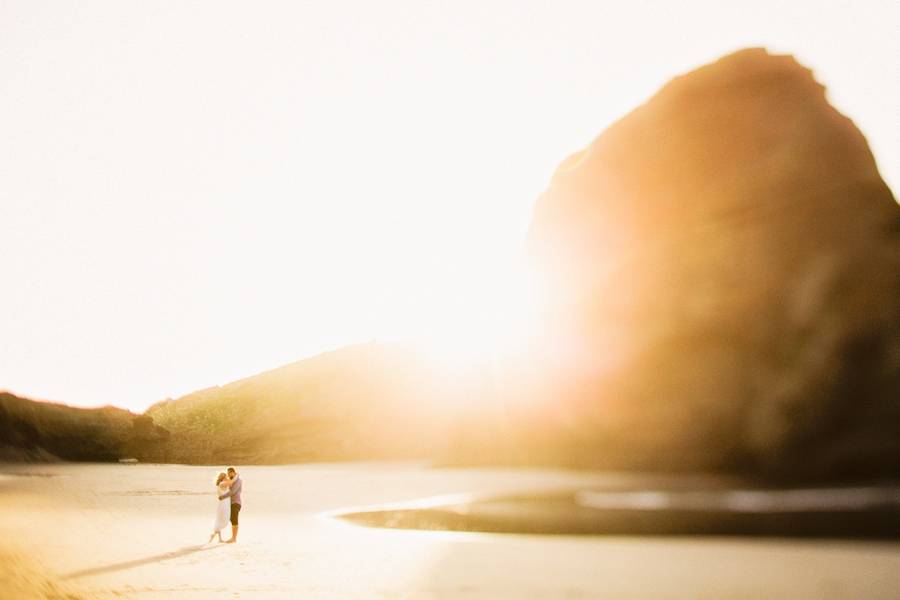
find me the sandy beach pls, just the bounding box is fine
[0,463,898,599]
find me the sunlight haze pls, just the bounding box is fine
[1,0,898,411]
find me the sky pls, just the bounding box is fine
[1,0,898,412]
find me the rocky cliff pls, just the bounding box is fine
[523,48,900,481]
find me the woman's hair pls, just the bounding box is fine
[216,472,227,485]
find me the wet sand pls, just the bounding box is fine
[339,485,900,538]
[1,463,899,598]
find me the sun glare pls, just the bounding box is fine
[3,0,897,412]
[412,260,540,375]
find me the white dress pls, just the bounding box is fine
[212,483,230,533]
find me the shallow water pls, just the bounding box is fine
[1,462,899,598]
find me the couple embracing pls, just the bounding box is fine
[209,466,242,544]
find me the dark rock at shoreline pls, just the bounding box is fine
[522,48,900,481]
[0,392,169,463]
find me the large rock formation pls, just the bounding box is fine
[524,48,900,481]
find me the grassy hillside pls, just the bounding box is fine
[146,342,495,464]
[0,342,511,466]
[0,392,169,463]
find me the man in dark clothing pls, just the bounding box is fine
[219,466,243,543]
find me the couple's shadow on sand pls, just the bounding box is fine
[62,542,226,580]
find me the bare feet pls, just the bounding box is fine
[225,538,236,544]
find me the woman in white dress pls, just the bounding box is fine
[208,472,234,543]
